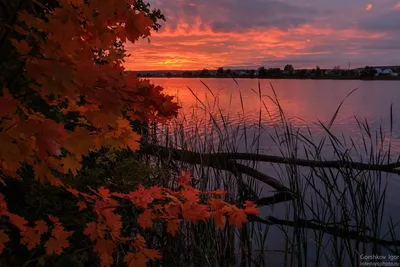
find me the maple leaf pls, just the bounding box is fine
[21,227,41,250]
[0,90,18,117]
[128,185,153,208]
[243,201,260,215]
[229,209,248,228]
[142,248,162,260]
[45,224,73,255]
[77,201,87,211]
[181,188,199,202]
[181,203,210,222]
[165,202,181,218]
[0,230,9,254]
[167,219,181,236]
[137,209,153,229]
[30,119,68,158]
[125,12,152,42]
[10,39,31,55]
[7,213,28,231]
[84,222,107,242]
[209,198,225,211]
[93,238,116,267]
[178,170,192,185]
[213,212,226,229]
[124,252,148,267]
[45,237,67,255]
[64,127,95,157]
[98,186,111,199]
[103,212,122,238]
[84,222,98,242]
[62,155,82,175]
[34,220,49,235]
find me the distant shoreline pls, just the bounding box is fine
[146,76,400,81]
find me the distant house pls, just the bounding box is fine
[375,68,383,76]
[382,69,393,75]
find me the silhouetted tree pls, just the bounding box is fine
[360,66,377,78]
[332,66,341,75]
[296,69,308,78]
[199,68,210,77]
[267,68,282,77]
[216,67,224,77]
[258,67,267,77]
[182,71,193,77]
[315,66,322,77]
[284,64,294,75]
[249,69,256,78]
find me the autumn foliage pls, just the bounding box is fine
[0,0,259,266]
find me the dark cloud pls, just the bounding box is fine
[358,10,400,32]
[208,0,316,32]
[151,0,318,32]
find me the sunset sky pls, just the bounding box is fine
[124,0,400,71]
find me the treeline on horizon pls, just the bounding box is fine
[137,65,400,80]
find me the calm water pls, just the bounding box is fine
[152,78,400,146]
[151,78,400,265]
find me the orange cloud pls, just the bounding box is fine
[365,4,373,11]
[123,19,386,71]
[394,2,400,9]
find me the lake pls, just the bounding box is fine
[150,78,400,266]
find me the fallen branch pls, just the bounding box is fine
[139,143,293,195]
[141,144,400,175]
[248,215,400,247]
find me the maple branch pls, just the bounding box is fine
[248,215,400,247]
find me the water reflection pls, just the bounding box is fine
[152,78,400,155]
[150,78,400,266]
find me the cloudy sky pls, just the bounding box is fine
[124,0,400,71]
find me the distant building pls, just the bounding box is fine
[382,69,393,74]
[375,68,383,76]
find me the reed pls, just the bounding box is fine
[140,79,400,267]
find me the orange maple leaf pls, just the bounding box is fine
[213,212,226,229]
[77,201,87,211]
[84,222,106,241]
[7,213,28,231]
[124,252,148,267]
[167,219,181,236]
[181,188,199,202]
[178,169,192,185]
[137,209,153,229]
[34,220,48,235]
[45,224,73,255]
[20,227,41,250]
[142,248,162,260]
[229,209,248,228]
[243,201,260,215]
[93,238,116,267]
[61,155,82,175]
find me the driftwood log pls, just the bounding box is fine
[139,143,400,248]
